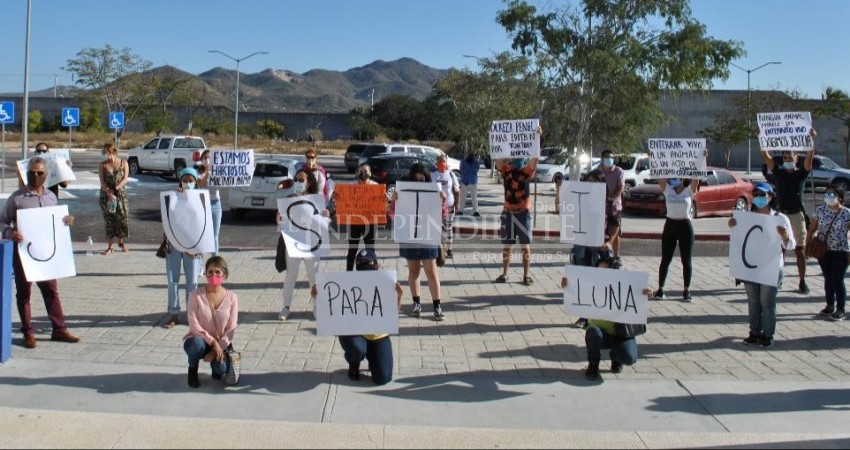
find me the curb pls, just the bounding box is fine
[453,225,730,242]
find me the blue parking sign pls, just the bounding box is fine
[0,102,13,124]
[61,107,80,127]
[109,112,125,129]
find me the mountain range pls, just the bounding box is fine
[13,57,450,113]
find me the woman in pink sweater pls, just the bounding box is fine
[183,256,239,388]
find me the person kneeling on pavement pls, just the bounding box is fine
[338,249,403,385]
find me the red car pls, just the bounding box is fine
[622,168,752,218]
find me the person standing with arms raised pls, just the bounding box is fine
[494,155,538,286]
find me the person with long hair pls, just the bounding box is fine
[163,167,203,329]
[343,163,380,271]
[195,149,222,255]
[806,183,850,321]
[98,143,130,254]
[653,177,699,302]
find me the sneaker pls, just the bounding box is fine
[799,280,810,294]
[830,310,846,321]
[819,307,836,317]
[652,288,666,300]
[348,364,361,381]
[585,361,600,380]
[610,361,624,374]
[682,290,692,303]
[473,212,481,218]
[411,303,422,318]
[758,337,774,348]
[574,318,588,329]
[434,307,445,322]
[743,333,759,345]
[446,249,454,259]
[278,306,290,321]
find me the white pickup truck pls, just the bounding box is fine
[126,135,206,177]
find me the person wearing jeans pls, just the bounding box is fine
[163,167,203,329]
[458,150,481,217]
[806,184,850,321]
[584,322,638,379]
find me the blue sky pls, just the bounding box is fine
[1,0,848,99]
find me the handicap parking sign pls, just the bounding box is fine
[109,112,124,129]
[0,101,14,124]
[61,107,80,127]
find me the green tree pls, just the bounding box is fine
[257,119,286,139]
[81,103,104,132]
[697,112,749,167]
[305,128,323,142]
[27,110,43,133]
[815,87,850,166]
[347,107,383,141]
[497,0,743,153]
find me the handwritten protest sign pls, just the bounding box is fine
[647,138,708,179]
[277,194,330,258]
[17,205,76,282]
[559,181,606,246]
[334,183,388,225]
[489,119,541,160]
[315,270,399,336]
[18,148,76,187]
[208,149,255,187]
[393,181,442,245]
[757,111,813,151]
[160,189,216,254]
[729,211,784,287]
[563,265,649,325]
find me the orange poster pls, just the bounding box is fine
[334,184,388,225]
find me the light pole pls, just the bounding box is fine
[730,61,781,174]
[208,50,268,149]
[21,0,32,159]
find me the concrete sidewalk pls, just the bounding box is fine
[1,243,849,447]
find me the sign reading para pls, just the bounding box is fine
[208,149,255,187]
[728,210,785,287]
[277,194,330,258]
[489,119,541,160]
[17,205,76,282]
[559,181,606,246]
[757,111,813,151]
[334,183,388,225]
[315,270,399,336]
[647,138,708,179]
[393,181,442,245]
[563,265,649,325]
[18,148,75,188]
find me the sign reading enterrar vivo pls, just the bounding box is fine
[489,119,541,160]
[647,138,708,179]
[757,111,813,151]
[208,149,255,187]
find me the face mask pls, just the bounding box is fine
[202,158,211,165]
[206,274,224,287]
[603,157,614,168]
[825,193,840,206]
[357,171,369,181]
[753,196,770,209]
[293,181,307,194]
[102,153,110,161]
[668,179,681,188]
[512,159,526,169]
[783,162,795,170]
[183,182,196,190]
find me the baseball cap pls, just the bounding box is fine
[178,167,199,181]
[753,182,774,194]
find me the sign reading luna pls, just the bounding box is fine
[160,189,216,254]
[208,149,255,187]
[563,265,649,325]
[729,211,785,287]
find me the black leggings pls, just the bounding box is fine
[658,218,694,288]
[346,224,376,271]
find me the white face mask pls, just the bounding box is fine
[202,158,210,165]
[293,181,307,194]
[825,195,840,206]
[183,182,196,190]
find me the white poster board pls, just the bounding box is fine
[18,148,76,187]
[647,138,708,179]
[315,270,399,336]
[208,149,255,187]
[729,211,783,287]
[489,119,541,160]
[160,189,216,254]
[277,194,330,258]
[563,265,648,325]
[757,111,814,152]
[17,205,76,282]
[393,181,442,245]
[559,181,606,246]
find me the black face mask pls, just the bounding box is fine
[357,172,369,181]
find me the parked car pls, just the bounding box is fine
[614,153,652,192]
[126,135,206,178]
[227,157,302,219]
[367,154,438,197]
[535,153,601,183]
[344,143,373,173]
[359,143,460,173]
[809,155,850,192]
[622,168,752,218]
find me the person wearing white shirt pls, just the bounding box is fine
[653,177,699,302]
[431,155,460,258]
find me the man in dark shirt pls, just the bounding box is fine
[760,129,816,294]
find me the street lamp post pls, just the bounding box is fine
[730,61,781,174]
[208,50,268,149]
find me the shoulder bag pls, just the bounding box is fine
[275,235,287,273]
[155,234,170,258]
[207,292,241,385]
[806,208,843,259]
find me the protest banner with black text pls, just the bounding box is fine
[757,111,813,152]
[208,149,255,187]
[315,270,399,336]
[160,189,216,254]
[647,138,708,179]
[559,181,606,246]
[729,211,785,287]
[17,205,75,282]
[393,181,442,245]
[277,194,330,258]
[18,148,75,187]
[563,265,649,325]
[489,119,541,160]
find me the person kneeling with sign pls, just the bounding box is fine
[339,249,403,385]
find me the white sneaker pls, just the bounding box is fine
[278,306,290,321]
[411,303,422,317]
[434,307,445,322]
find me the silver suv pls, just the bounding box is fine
[359,143,460,172]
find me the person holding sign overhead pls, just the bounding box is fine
[805,184,850,321]
[0,157,80,348]
[653,177,700,302]
[98,143,130,254]
[760,128,816,294]
[195,150,222,255]
[494,156,539,286]
[728,182,795,348]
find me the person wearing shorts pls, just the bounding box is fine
[495,156,538,286]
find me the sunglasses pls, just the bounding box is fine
[306,155,316,160]
[753,191,768,197]
[825,192,838,198]
[27,170,46,177]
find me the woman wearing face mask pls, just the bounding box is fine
[277,168,331,320]
[163,167,203,329]
[183,256,238,388]
[653,177,700,302]
[431,155,460,259]
[98,143,130,254]
[806,184,850,321]
[196,150,222,255]
[343,163,379,271]
[728,182,795,348]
